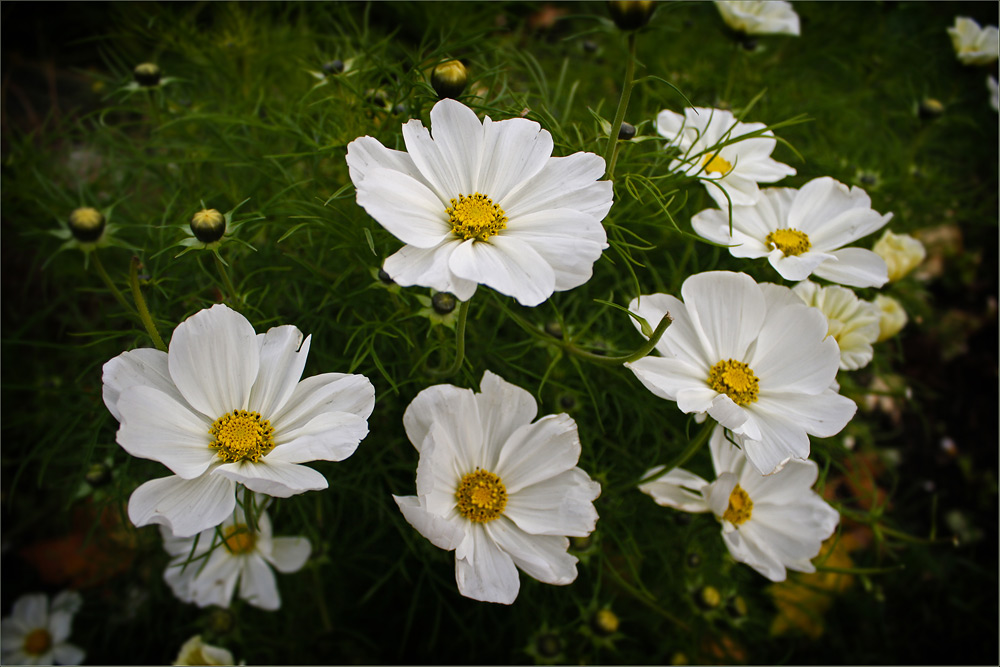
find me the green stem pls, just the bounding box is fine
[815,564,905,576]
[213,251,240,305]
[632,419,715,488]
[427,299,469,378]
[602,561,690,631]
[91,250,136,315]
[129,256,168,352]
[603,31,638,180]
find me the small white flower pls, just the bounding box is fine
[874,294,908,342]
[989,76,999,112]
[174,635,235,666]
[872,230,926,282]
[692,176,893,288]
[947,17,999,65]
[102,303,376,537]
[161,507,311,611]
[0,591,85,665]
[792,280,881,371]
[346,98,613,307]
[715,1,801,36]
[656,107,796,209]
[393,371,601,604]
[639,425,839,581]
[625,271,856,474]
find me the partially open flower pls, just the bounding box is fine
[873,230,926,282]
[68,207,106,243]
[174,635,235,666]
[715,0,800,36]
[190,208,227,244]
[431,60,468,99]
[874,294,908,342]
[947,16,999,65]
[133,62,162,87]
[607,1,655,31]
[792,280,881,371]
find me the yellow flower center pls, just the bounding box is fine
[222,524,257,555]
[23,628,52,656]
[702,152,733,176]
[455,469,507,523]
[765,228,811,256]
[722,484,753,526]
[447,193,507,241]
[209,410,275,463]
[707,359,760,405]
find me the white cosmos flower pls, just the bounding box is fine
[346,98,613,307]
[691,177,893,288]
[625,271,857,474]
[792,280,880,371]
[0,591,85,665]
[393,371,601,604]
[872,230,926,283]
[161,507,311,611]
[639,425,838,581]
[102,303,375,538]
[656,107,796,209]
[715,1,801,36]
[947,17,999,65]
[174,635,235,666]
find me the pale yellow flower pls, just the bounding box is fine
[874,295,908,342]
[873,230,926,282]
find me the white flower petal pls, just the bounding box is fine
[681,271,765,360]
[788,177,871,235]
[48,610,74,644]
[478,116,553,202]
[504,209,607,291]
[248,326,310,417]
[626,356,707,404]
[505,468,600,536]
[266,537,311,574]
[51,643,85,666]
[189,551,242,608]
[356,167,454,248]
[449,236,556,307]
[473,371,538,465]
[403,382,483,467]
[428,98,486,194]
[394,495,466,551]
[401,111,466,201]
[214,459,327,498]
[346,135,426,186]
[128,473,236,537]
[116,386,215,478]
[751,303,840,393]
[487,518,578,585]
[722,525,788,581]
[167,304,260,419]
[495,414,580,494]
[455,525,520,604]
[12,594,47,629]
[270,372,375,434]
[102,347,180,422]
[638,466,712,513]
[268,411,368,463]
[239,555,281,610]
[501,152,612,221]
[708,425,748,477]
[811,248,889,288]
[382,240,478,301]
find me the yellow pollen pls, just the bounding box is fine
[222,524,257,555]
[765,228,811,256]
[455,469,507,523]
[707,359,760,405]
[23,628,52,656]
[722,484,753,526]
[447,193,507,241]
[702,152,733,176]
[209,410,275,463]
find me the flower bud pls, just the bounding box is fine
[190,208,226,243]
[695,585,721,610]
[874,294,908,342]
[618,122,636,141]
[68,207,106,242]
[534,633,563,659]
[918,98,944,120]
[431,291,458,315]
[133,62,162,87]
[873,230,926,282]
[727,595,748,619]
[544,320,563,339]
[85,462,111,487]
[591,608,619,636]
[322,59,344,75]
[431,60,468,99]
[607,1,655,31]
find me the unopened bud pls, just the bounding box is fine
[727,595,748,619]
[534,633,562,658]
[190,209,226,243]
[431,291,457,315]
[591,608,619,636]
[607,1,655,31]
[431,60,468,99]
[918,98,944,120]
[85,462,111,487]
[133,63,162,87]
[695,585,721,610]
[618,122,636,140]
[68,207,106,242]
[322,59,344,75]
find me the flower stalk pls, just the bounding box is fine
[129,256,168,352]
[427,298,470,378]
[91,250,136,315]
[213,251,241,306]
[604,31,638,179]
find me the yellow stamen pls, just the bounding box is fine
[222,524,257,555]
[455,469,507,523]
[446,193,507,241]
[23,628,52,656]
[702,152,733,176]
[707,359,760,405]
[765,228,811,256]
[722,484,753,526]
[209,410,275,463]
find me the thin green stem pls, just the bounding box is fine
[129,256,168,352]
[91,250,136,315]
[629,419,716,490]
[603,31,638,179]
[427,299,470,378]
[602,560,690,631]
[213,251,240,306]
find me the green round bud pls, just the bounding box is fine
[431,291,458,315]
[607,1,655,31]
[535,633,563,658]
[618,122,636,141]
[85,462,111,487]
[918,98,944,120]
[206,608,235,634]
[431,60,468,99]
[591,608,620,636]
[322,59,344,75]
[133,62,162,87]
[559,394,577,411]
[544,321,563,339]
[695,585,721,610]
[68,207,106,243]
[727,595,748,619]
[190,208,226,243]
